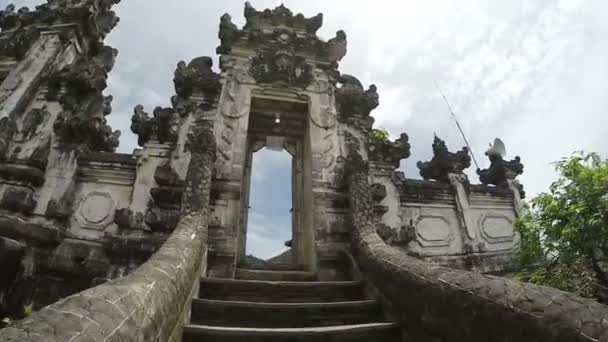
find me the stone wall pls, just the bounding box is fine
[0,118,215,342]
[347,150,608,342]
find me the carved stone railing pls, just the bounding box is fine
[0,118,215,342]
[346,151,608,342]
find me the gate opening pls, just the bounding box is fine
[245,148,293,261]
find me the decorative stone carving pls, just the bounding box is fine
[0,163,45,186]
[76,191,116,229]
[0,117,17,160]
[371,183,387,202]
[114,208,145,231]
[0,1,121,44]
[21,106,47,140]
[335,75,378,117]
[377,222,416,247]
[131,105,178,146]
[249,50,312,89]
[217,13,242,54]
[0,186,36,214]
[145,208,179,232]
[174,56,221,105]
[369,133,411,169]
[49,46,120,152]
[244,2,323,34]
[417,135,471,183]
[0,26,40,60]
[50,45,117,95]
[477,146,524,197]
[53,95,120,151]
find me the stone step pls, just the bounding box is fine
[235,268,316,281]
[182,323,401,342]
[238,262,304,271]
[199,278,365,303]
[190,299,384,328]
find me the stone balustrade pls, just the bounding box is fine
[347,150,608,342]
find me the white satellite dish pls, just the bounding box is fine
[485,138,507,157]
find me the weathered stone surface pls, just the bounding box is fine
[0,117,216,342]
[417,135,471,183]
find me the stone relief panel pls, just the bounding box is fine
[402,205,464,256]
[75,191,116,230]
[477,212,517,247]
[215,66,252,179]
[416,215,454,247]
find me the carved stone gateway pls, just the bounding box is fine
[0,2,547,340]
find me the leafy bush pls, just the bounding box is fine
[515,152,608,299]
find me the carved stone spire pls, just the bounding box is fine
[173,56,221,106]
[369,132,411,170]
[243,2,323,34]
[417,135,471,183]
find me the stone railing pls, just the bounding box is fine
[346,151,608,342]
[0,118,215,342]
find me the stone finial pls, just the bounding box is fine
[249,50,312,89]
[173,56,221,104]
[417,135,471,183]
[335,74,379,118]
[131,105,178,147]
[477,138,524,196]
[369,132,411,169]
[217,13,242,54]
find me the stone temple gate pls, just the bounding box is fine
[0,2,607,342]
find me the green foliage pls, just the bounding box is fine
[515,152,608,298]
[22,303,33,318]
[371,128,390,143]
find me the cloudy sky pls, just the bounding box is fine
[12,0,608,259]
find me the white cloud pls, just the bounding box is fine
[9,0,608,251]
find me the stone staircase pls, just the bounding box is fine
[182,269,401,341]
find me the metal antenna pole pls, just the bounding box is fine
[434,81,481,170]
